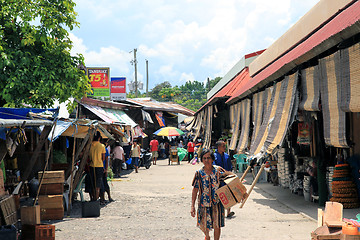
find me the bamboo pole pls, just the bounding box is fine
[239,165,251,182]
[68,107,79,212]
[34,120,57,206]
[240,163,266,208]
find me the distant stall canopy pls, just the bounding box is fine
[48,119,115,141]
[80,103,137,127]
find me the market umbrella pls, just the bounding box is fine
[153,127,184,137]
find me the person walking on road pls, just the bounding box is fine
[191,148,228,240]
[213,140,235,218]
[89,131,106,201]
[130,139,141,173]
[187,139,195,163]
[150,137,159,165]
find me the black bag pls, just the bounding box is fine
[81,200,100,218]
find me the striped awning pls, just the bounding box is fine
[249,88,272,152]
[229,103,241,150]
[193,110,205,141]
[264,72,299,154]
[299,65,320,111]
[249,72,298,157]
[339,42,360,112]
[320,53,348,148]
[236,99,251,153]
[203,105,213,149]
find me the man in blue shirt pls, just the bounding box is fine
[213,140,235,218]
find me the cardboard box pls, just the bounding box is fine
[21,205,41,225]
[216,175,248,209]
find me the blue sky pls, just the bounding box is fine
[69,0,318,92]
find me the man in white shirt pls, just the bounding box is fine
[112,141,125,177]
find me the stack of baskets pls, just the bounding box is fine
[277,148,290,188]
[326,166,334,198]
[330,163,360,209]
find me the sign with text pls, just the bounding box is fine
[87,67,110,97]
[111,77,126,100]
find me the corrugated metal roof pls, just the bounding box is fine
[125,98,195,116]
[80,97,139,109]
[227,0,360,104]
[196,68,251,113]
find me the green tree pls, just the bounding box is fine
[0,0,90,110]
[205,77,222,93]
[149,81,172,101]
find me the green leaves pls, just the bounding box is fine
[0,0,90,110]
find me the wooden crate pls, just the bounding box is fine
[39,183,64,195]
[40,207,64,221]
[0,195,17,225]
[38,170,64,184]
[22,224,55,240]
[38,195,63,209]
[21,205,40,225]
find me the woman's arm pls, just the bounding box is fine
[191,187,198,217]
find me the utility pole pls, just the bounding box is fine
[207,77,210,92]
[133,48,138,98]
[146,59,149,97]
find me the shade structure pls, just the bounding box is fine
[154,127,184,137]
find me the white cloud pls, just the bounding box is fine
[180,73,195,83]
[71,0,319,88]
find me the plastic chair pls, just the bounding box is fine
[233,154,247,173]
[73,173,87,202]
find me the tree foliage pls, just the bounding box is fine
[0,0,90,110]
[147,77,222,112]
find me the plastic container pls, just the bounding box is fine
[0,225,17,240]
[342,223,359,235]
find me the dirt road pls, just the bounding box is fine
[54,158,316,239]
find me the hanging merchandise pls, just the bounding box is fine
[297,122,311,145]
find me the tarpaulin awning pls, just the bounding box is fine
[0,107,58,120]
[49,120,115,140]
[236,99,251,153]
[102,108,137,127]
[141,110,154,123]
[81,103,137,127]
